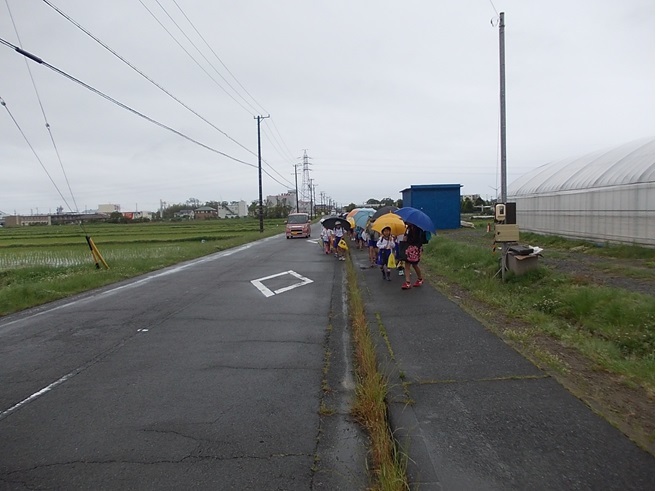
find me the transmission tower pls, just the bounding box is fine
[300,150,312,212]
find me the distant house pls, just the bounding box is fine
[174,209,195,220]
[225,200,248,217]
[218,204,238,219]
[194,206,217,220]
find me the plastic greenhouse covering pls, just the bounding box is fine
[507,138,654,246]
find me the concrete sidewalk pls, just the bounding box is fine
[353,254,654,490]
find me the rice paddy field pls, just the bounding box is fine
[0,219,285,315]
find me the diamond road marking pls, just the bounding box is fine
[251,270,314,298]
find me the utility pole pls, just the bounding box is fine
[499,12,507,204]
[498,12,509,282]
[309,178,314,220]
[300,150,312,213]
[255,114,270,232]
[293,164,299,212]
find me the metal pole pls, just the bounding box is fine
[498,12,508,281]
[294,164,299,212]
[309,178,314,220]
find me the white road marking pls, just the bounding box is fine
[0,372,75,420]
[251,270,314,298]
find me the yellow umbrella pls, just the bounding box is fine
[371,213,406,236]
[346,216,356,229]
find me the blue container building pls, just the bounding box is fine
[400,184,462,230]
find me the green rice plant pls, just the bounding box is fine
[0,220,283,316]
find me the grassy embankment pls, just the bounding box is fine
[421,220,654,452]
[422,222,654,392]
[0,219,285,316]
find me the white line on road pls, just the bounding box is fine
[251,270,314,298]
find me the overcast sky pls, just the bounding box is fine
[1,0,654,215]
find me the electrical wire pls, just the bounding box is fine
[170,0,269,116]
[0,36,293,189]
[136,0,255,116]
[40,0,295,190]
[5,0,80,214]
[152,0,261,116]
[1,97,75,212]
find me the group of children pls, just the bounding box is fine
[320,220,425,290]
[320,223,347,260]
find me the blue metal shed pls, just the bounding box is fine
[400,184,462,230]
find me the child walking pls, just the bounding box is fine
[376,226,395,281]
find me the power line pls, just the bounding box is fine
[1,96,74,212]
[41,0,257,159]
[170,0,269,116]
[136,0,256,115]
[0,37,293,189]
[6,0,80,213]
[39,0,294,190]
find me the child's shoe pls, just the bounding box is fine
[386,273,391,281]
[413,279,424,287]
[401,281,412,290]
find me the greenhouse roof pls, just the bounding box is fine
[508,137,655,197]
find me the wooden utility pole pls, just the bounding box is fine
[255,114,270,232]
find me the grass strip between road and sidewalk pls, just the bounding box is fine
[345,255,409,491]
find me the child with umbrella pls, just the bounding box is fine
[400,222,425,289]
[376,226,395,281]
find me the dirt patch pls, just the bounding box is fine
[430,228,655,453]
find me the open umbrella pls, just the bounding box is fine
[371,205,398,221]
[321,216,352,230]
[352,208,374,229]
[371,213,406,236]
[394,207,436,232]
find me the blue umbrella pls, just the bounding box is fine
[394,207,436,232]
[353,208,375,228]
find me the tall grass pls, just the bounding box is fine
[346,258,408,490]
[422,237,654,391]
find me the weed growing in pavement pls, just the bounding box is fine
[345,260,408,491]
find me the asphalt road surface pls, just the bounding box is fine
[0,235,367,490]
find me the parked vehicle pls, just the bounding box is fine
[285,213,311,239]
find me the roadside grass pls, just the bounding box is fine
[346,258,408,491]
[421,235,655,393]
[0,219,284,316]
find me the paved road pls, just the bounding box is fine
[0,235,367,490]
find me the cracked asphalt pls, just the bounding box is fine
[0,235,367,490]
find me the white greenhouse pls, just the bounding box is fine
[507,137,655,247]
